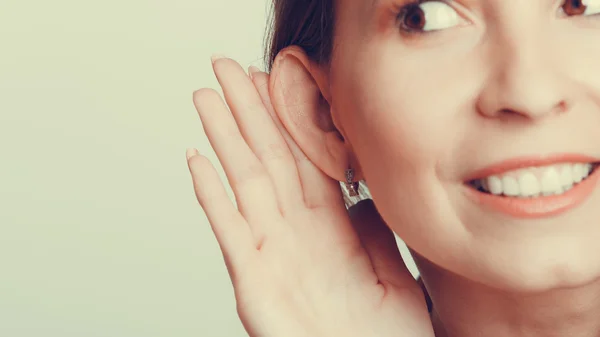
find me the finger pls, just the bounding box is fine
[348,199,417,290]
[213,58,304,214]
[193,88,281,244]
[186,149,255,279]
[248,69,309,164]
[249,69,345,211]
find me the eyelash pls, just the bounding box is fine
[394,0,600,36]
[394,0,451,35]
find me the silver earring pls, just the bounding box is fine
[345,168,360,197]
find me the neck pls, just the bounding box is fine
[413,254,600,337]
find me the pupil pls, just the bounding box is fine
[405,6,425,30]
[563,0,587,15]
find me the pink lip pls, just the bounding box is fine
[463,154,600,219]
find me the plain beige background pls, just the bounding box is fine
[0,0,418,336]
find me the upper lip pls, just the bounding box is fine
[464,153,600,182]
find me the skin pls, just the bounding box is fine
[190,61,435,337]
[189,0,600,336]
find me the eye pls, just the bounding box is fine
[562,0,600,16]
[397,1,461,33]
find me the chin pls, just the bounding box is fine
[375,175,600,295]
[461,185,600,293]
[469,231,600,293]
[408,232,600,295]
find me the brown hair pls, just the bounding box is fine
[263,0,335,71]
[262,0,370,208]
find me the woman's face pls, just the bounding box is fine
[329,0,600,290]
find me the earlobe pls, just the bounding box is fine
[268,46,363,183]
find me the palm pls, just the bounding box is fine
[188,57,434,337]
[236,208,428,337]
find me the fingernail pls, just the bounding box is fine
[186,148,200,160]
[211,54,226,64]
[248,65,261,79]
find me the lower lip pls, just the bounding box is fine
[465,167,600,219]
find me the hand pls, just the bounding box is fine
[187,57,435,337]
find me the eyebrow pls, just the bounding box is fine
[369,0,466,17]
[369,0,410,13]
[371,0,460,8]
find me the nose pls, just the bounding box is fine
[476,24,571,121]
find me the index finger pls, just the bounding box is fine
[213,58,305,214]
[248,68,345,211]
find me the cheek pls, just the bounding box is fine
[559,30,600,98]
[342,56,480,181]
[330,52,485,258]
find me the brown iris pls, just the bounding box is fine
[401,4,426,31]
[562,0,587,15]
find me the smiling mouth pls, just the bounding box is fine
[466,162,600,198]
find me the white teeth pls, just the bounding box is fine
[559,165,574,188]
[573,164,584,183]
[476,163,596,198]
[540,167,562,196]
[502,176,520,197]
[518,172,540,197]
[487,176,503,195]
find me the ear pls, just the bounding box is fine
[269,46,364,183]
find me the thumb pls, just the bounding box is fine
[348,199,419,291]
